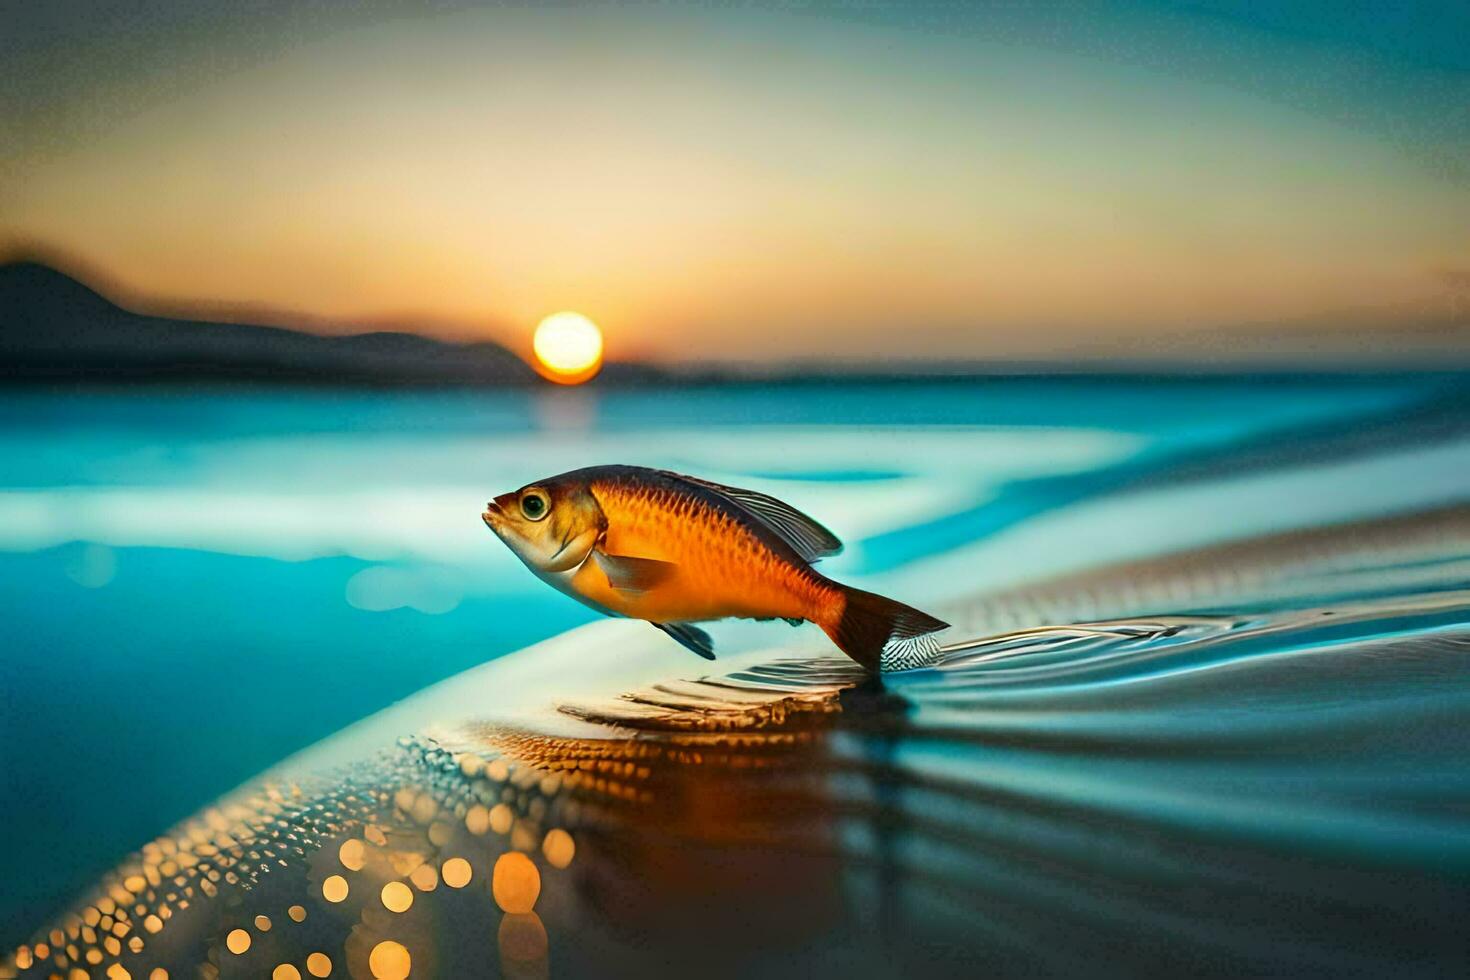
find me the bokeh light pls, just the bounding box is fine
[542,828,575,869]
[441,857,473,889]
[368,940,411,980]
[338,838,365,871]
[498,912,548,964]
[381,881,413,913]
[409,863,439,891]
[322,875,349,903]
[491,852,541,913]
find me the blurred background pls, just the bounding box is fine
[2,0,1469,957]
[5,1,1469,369]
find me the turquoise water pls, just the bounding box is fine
[1,375,1468,968]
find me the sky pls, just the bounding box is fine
[3,1,1469,363]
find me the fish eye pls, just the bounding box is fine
[519,490,550,521]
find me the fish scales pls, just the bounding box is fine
[589,473,829,622]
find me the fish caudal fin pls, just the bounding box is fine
[823,586,949,672]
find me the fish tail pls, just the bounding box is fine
[820,584,949,672]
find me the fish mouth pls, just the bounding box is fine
[483,492,522,534]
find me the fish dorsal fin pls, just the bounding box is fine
[593,549,676,593]
[673,473,843,563]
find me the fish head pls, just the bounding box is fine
[482,474,605,573]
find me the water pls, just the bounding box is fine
[1,375,1468,976]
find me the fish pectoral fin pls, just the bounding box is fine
[592,549,676,592]
[653,622,715,660]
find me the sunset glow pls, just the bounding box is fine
[1,4,1466,363]
[532,312,603,384]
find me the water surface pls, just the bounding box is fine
[2,375,1468,975]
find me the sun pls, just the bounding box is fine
[531,311,604,384]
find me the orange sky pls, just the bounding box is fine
[3,4,1468,362]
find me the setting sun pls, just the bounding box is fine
[531,311,603,384]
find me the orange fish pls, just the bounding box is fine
[481,465,948,671]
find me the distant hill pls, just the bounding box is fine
[7,260,1462,387]
[0,261,539,385]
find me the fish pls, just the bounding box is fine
[481,465,948,671]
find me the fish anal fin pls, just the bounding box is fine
[654,622,715,660]
[593,550,676,593]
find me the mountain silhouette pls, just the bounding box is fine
[0,261,538,385]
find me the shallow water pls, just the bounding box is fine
[2,375,1469,976]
